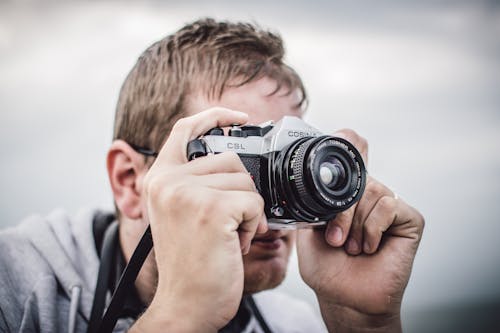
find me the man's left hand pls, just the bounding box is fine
[296,129,425,333]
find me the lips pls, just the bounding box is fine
[251,231,286,251]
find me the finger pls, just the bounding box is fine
[350,178,393,254]
[363,195,425,254]
[225,191,265,254]
[158,107,249,164]
[325,207,354,247]
[384,198,425,241]
[256,215,269,235]
[362,195,396,254]
[344,208,363,256]
[185,151,248,175]
[333,128,369,166]
[196,172,256,192]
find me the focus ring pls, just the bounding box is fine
[291,141,309,202]
[290,138,330,217]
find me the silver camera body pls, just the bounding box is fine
[187,116,366,229]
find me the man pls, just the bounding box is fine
[0,18,424,332]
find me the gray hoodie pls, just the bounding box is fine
[0,209,326,333]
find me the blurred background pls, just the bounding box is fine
[1,0,499,331]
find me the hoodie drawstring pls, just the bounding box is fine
[68,285,82,333]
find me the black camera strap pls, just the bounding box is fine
[87,218,118,333]
[247,296,273,333]
[88,216,153,333]
[98,226,152,333]
[88,216,272,333]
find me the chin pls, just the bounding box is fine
[243,256,289,294]
[242,232,295,294]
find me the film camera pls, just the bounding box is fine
[187,116,367,229]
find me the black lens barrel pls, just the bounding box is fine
[273,136,366,223]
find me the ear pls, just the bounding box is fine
[107,140,147,220]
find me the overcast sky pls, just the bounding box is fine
[1,1,499,331]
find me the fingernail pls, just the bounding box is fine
[347,238,359,254]
[235,111,249,118]
[363,241,370,253]
[329,226,343,245]
[261,216,268,231]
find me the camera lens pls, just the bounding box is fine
[273,136,366,222]
[319,158,347,191]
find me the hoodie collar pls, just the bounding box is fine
[19,208,103,322]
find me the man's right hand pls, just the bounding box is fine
[131,108,268,332]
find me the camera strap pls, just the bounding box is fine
[87,217,118,333]
[88,214,153,333]
[247,296,273,333]
[88,215,272,333]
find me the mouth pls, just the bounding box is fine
[251,231,287,251]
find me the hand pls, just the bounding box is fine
[296,129,424,332]
[133,108,268,332]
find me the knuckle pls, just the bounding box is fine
[229,172,253,191]
[339,128,357,138]
[147,177,196,214]
[249,195,265,219]
[333,210,354,228]
[163,183,191,204]
[224,150,239,160]
[198,196,219,218]
[172,117,191,132]
[145,174,163,200]
[243,192,264,216]
[223,151,246,170]
[167,184,218,219]
[254,193,265,210]
[415,210,426,230]
[378,196,396,213]
[207,107,227,117]
[240,172,256,191]
[338,129,368,151]
[359,135,368,149]
[365,180,385,198]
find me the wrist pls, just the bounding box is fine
[318,301,401,333]
[129,297,217,333]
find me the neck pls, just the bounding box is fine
[118,217,158,306]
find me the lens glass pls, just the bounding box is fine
[318,157,347,191]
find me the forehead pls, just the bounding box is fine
[187,77,303,124]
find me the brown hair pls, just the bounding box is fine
[113,18,307,152]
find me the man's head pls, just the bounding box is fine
[113,18,306,153]
[108,18,307,298]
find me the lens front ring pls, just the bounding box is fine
[273,135,366,222]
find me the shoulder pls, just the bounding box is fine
[253,290,327,333]
[0,208,104,332]
[0,219,59,330]
[0,216,55,296]
[0,216,51,277]
[0,214,53,271]
[0,208,103,295]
